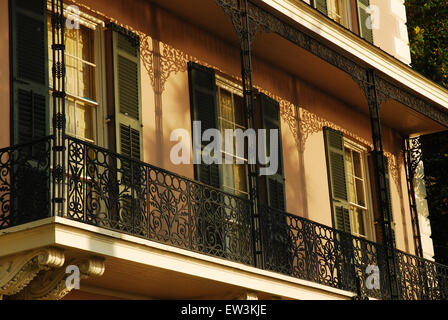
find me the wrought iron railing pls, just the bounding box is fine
[396,249,448,300]
[1,136,448,299]
[0,136,52,229]
[259,205,390,299]
[64,135,254,266]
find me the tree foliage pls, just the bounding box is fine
[405,0,448,88]
[405,1,448,263]
[421,132,448,265]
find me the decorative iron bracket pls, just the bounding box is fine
[404,137,424,258]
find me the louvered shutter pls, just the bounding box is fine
[109,25,142,160]
[259,93,286,211]
[314,0,328,15]
[258,93,291,270]
[324,127,351,233]
[188,62,220,188]
[11,0,49,144]
[357,0,374,43]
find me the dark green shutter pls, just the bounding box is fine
[188,62,220,188]
[11,0,49,144]
[357,0,374,43]
[109,24,142,160]
[314,0,328,15]
[324,127,351,233]
[259,94,290,271]
[259,93,286,211]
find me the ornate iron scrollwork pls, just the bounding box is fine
[65,136,255,266]
[404,137,424,258]
[214,0,448,127]
[375,77,448,127]
[1,136,448,299]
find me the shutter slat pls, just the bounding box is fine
[117,32,138,57]
[118,55,139,120]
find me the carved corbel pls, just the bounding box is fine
[236,290,259,300]
[11,256,105,300]
[0,247,65,296]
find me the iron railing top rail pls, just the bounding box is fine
[0,135,54,153]
[260,204,382,249]
[65,135,251,204]
[396,246,448,270]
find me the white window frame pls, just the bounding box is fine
[344,138,376,242]
[216,75,250,199]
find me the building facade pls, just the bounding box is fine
[0,0,447,300]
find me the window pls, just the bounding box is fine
[327,0,352,30]
[357,0,374,43]
[344,141,374,240]
[47,8,104,144]
[313,0,374,43]
[324,127,375,241]
[216,77,249,198]
[188,63,285,210]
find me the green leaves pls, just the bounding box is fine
[405,0,448,88]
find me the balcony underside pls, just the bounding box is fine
[148,0,448,136]
[0,217,353,300]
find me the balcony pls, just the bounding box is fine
[1,136,448,300]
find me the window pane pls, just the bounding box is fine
[355,178,366,207]
[234,94,245,127]
[65,27,78,56]
[219,89,233,122]
[79,62,96,100]
[345,148,356,202]
[235,164,248,194]
[65,55,78,97]
[75,103,94,141]
[222,163,235,193]
[355,207,366,237]
[353,151,363,178]
[327,0,352,30]
[66,100,76,137]
[79,25,95,63]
